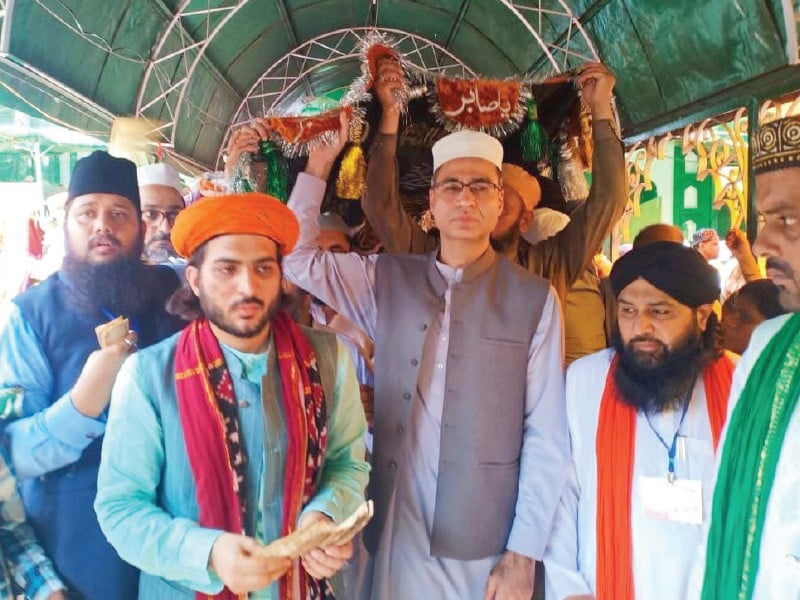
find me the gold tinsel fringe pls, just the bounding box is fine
[336,143,367,200]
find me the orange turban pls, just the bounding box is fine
[171,192,299,258]
[502,163,541,211]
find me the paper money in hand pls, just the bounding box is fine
[256,500,374,559]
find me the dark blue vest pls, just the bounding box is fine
[12,266,185,600]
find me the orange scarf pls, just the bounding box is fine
[595,353,733,600]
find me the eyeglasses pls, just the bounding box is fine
[142,209,182,226]
[431,179,501,196]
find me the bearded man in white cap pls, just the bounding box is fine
[283,114,568,600]
[137,163,186,271]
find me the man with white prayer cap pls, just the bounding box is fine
[363,61,626,365]
[137,163,186,272]
[283,116,568,599]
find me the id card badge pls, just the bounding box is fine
[638,476,703,525]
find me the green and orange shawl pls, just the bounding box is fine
[594,353,734,600]
[175,312,332,600]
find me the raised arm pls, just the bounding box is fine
[537,63,627,286]
[282,114,380,339]
[361,57,436,255]
[726,228,762,282]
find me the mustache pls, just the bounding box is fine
[766,257,794,277]
[148,232,172,243]
[89,233,121,248]
[628,335,667,348]
[231,296,265,310]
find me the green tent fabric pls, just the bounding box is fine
[1,0,797,170]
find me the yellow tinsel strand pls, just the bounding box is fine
[336,121,368,200]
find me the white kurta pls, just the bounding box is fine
[368,264,565,600]
[282,172,569,600]
[689,313,800,599]
[545,348,723,600]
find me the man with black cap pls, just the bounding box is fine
[692,115,800,599]
[0,150,185,599]
[544,241,735,600]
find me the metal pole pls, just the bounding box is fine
[746,97,759,243]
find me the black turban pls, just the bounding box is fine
[610,241,720,307]
[67,150,140,212]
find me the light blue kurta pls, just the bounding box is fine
[94,329,369,599]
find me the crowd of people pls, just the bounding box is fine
[0,58,797,600]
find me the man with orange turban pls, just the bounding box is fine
[95,192,370,599]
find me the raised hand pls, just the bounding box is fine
[576,62,615,121]
[374,55,405,134]
[223,126,261,178]
[72,330,138,418]
[305,109,352,181]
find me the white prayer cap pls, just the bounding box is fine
[522,207,570,244]
[318,211,350,235]
[137,163,182,193]
[431,130,503,172]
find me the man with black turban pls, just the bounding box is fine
[544,241,736,600]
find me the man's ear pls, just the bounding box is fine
[519,209,533,234]
[696,303,716,331]
[185,265,200,296]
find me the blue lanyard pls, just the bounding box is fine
[101,308,139,336]
[645,387,692,484]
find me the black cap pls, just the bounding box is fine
[67,151,140,212]
[610,241,720,308]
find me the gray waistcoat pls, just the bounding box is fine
[366,249,550,560]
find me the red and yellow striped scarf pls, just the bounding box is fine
[175,312,331,600]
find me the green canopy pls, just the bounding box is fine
[2,0,798,170]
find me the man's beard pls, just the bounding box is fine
[490,225,521,255]
[143,233,178,264]
[612,326,713,414]
[61,251,151,318]
[200,293,281,340]
[766,257,800,311]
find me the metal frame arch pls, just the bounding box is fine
[136,0,249,143]
[215,27,477,168]
[499,0,600,72]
